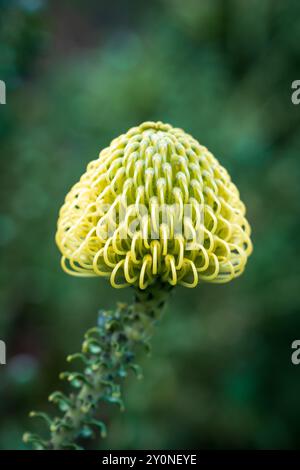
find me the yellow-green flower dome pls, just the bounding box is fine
[56,121,252,289]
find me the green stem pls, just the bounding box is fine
[24,281,172,450]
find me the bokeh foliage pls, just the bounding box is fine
[1,0,300,449]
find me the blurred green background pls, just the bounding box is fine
[1,0,300,450]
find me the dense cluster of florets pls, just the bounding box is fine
[56,121,252,289]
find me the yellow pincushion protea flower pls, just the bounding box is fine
[26,123,253,450]
[56,121,252,289]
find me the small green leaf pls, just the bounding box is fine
[29,411,52,427]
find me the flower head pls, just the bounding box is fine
[56,121,252,289]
